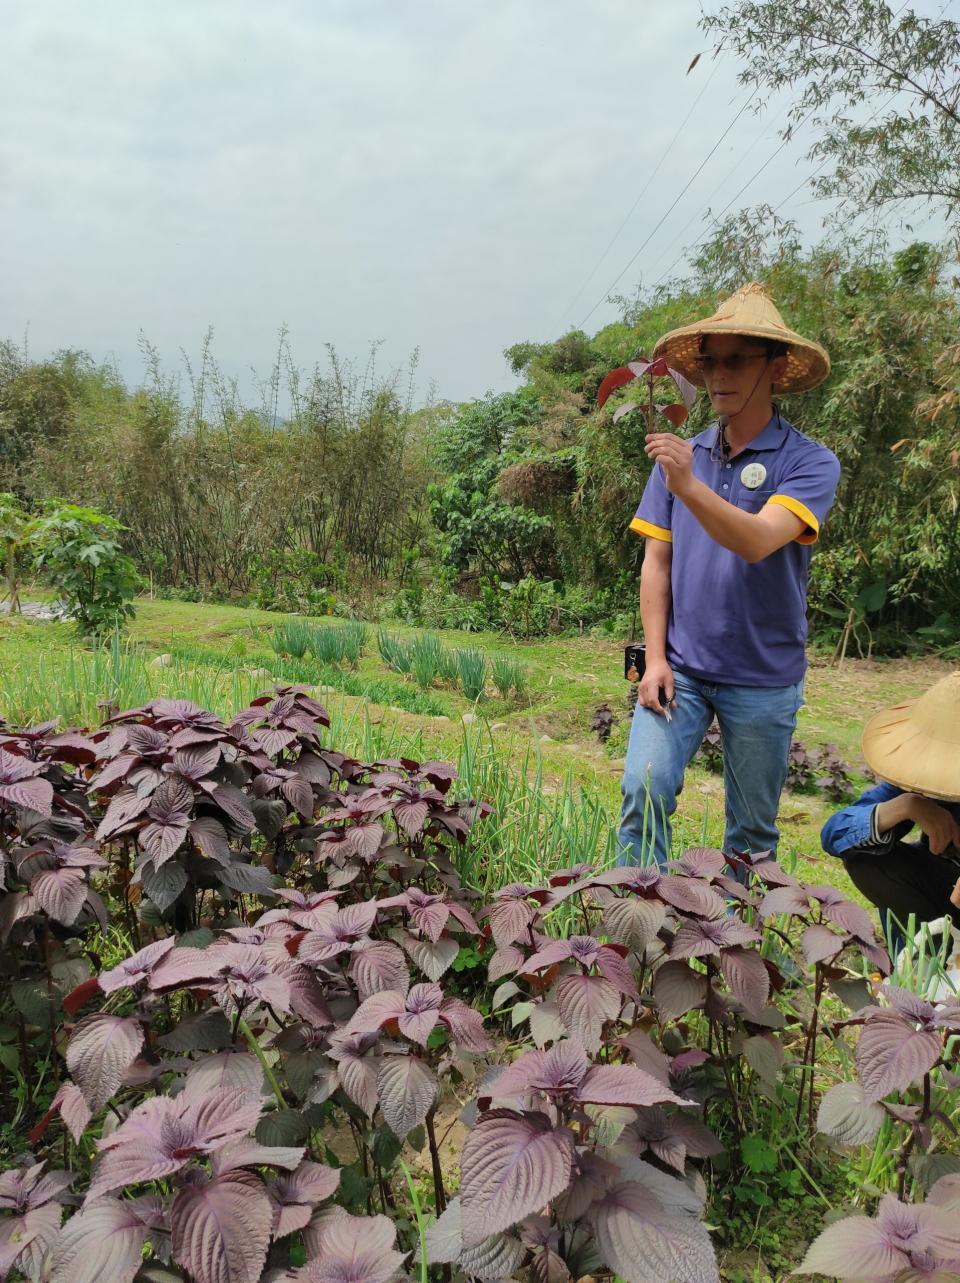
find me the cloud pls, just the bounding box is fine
[0,0,905,402]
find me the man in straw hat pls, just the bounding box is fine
[821,671,960,940]
[620,282,840,868]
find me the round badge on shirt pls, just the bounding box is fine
[740,462,767,489]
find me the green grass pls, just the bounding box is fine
[0,593,949,903]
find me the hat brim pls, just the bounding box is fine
[862,700,960,803]
[652,320,831,395]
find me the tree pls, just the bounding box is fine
[31,504,143,636]
[700,1,960,230]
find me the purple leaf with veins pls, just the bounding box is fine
[719,945,770,1014]
[31,865,87,924]
[425,1197,526,1278]
[657,874,726,917]
[654,960,709,1020]
[855,1010,942,1101]
[172,1169,272,1283]
[620,1029,672,1086]
[672,846,727,879]
[377,1054,438,1137]
[486,897,536,949]
[349,941,411,999]
[577,1064,691,1108]
[438,995,491,1052]
[328,1030,379,1117]
[88,1087,263,1199]
[0,747,54,811]
[0,1202,63,1281]
[821,896,879,942]
[589,1180,720,1283]
[802,923,848,966]
[43,1196,158,1283]
[398,982,442,1045]
[796,1199,926,1278]
[554,974,620,1052]
[602,896,667,952]
[0,1163,74,1213]
[268,1161,340,1238]
[34,1081,93,1144]
[299,1208,406,1283]
[759,885,811,917]
[66,1014,145,1113]
[459,1109,576,1246]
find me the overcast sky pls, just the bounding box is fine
[0,1,948,407]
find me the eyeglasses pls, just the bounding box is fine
[693,353,770,374]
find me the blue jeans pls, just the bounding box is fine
[619,669,804,868]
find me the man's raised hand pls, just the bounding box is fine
[644,432,694,496]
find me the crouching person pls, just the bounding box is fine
[821,671,960,947]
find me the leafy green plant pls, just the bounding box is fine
[455,646,487,701]
[269,618,314,659]
[308,623,347,665]
[30,503,142,636]
[337,619,368,665]
[410,632,445,690]
[377,628,413,674]
[491,652,526,699]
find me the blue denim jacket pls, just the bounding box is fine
[821,782,960,857]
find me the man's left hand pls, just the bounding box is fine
[645,432,694,497]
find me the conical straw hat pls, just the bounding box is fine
[652,282,831,395]
[862,671,960,802]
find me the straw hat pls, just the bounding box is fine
[652,281,831,395]
[862,671,960,802]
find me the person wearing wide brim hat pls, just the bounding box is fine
[821,671,960,941]
[619,282,841,871]
[651,281,831,395]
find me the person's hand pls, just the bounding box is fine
[638,656,675,718]
[907,795,960,855]
[644,432,694,497]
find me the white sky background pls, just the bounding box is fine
[0,0,950,408]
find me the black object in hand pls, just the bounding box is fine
[624,642,670,711]
[624,642,646,683]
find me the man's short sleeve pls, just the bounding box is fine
[629,464,674,542]
[767,444,841,545]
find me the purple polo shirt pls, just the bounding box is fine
[630,414,840,687]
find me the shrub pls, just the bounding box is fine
[250,547,344,613]
[30,502,142,636]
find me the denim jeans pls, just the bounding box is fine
[619,669,804,869]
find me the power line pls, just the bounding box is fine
[577,89,756,327]
[645,0,922,291]
[559,55,723,325]
[646,113,817,291]
[649,93,802,279]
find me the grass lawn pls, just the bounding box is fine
[0,593,949,905]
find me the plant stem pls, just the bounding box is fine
[236,1015,286,1108]
[425,1107,447,1213]
[398,1157,429,1283]
[897,1071,932,1200]
[796,965,825,1134]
